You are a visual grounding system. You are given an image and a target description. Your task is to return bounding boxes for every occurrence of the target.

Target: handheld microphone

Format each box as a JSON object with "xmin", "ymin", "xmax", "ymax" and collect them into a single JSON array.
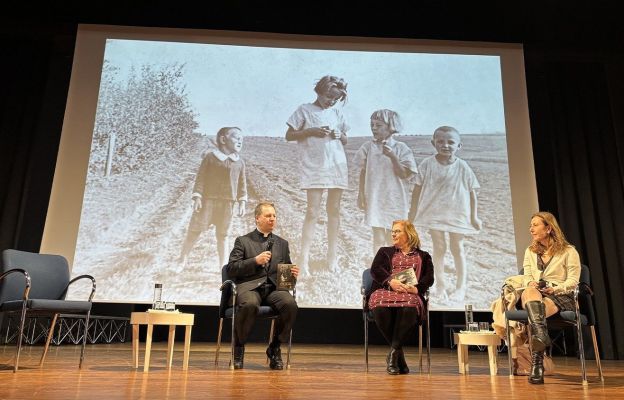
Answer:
[
  {"xmin": 265, "ymin": 238, "xmax": 274, "ymax": 252},
  {"xmin": 264, "ymin": 238, "xmax": 274, "ymax": 272}
]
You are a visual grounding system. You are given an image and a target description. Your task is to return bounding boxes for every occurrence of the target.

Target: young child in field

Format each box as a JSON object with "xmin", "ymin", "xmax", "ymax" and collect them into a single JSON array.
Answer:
[
  {"xmin": 178, "ymin": 127, "xmax": 247, "ymax": 269},
  {"xmin": 354, "ymin": 109, "xmax": 417, "ymax": 253},
  {"xmin": 408, "ymin": 126, "xmax": 482, "ymax": 300},
  {"xmin": 285, "ymin": 75, "xmax": 349, "ymax": 276}
]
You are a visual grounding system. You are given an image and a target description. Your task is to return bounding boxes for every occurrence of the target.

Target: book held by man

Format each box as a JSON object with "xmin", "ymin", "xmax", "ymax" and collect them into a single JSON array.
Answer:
[
  {"xmin": 391, "ymin": 268, "xmax": 418, "ymax": 286},
  {"xmin": 277, "ymin": 264, "xmax": 297, "ymax": 290}
]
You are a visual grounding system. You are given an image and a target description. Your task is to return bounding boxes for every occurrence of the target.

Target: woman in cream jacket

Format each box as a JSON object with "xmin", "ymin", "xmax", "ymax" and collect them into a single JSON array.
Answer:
[{"xmin": 521, "ymin": 211, "xmax": 580, "ymax": 384}]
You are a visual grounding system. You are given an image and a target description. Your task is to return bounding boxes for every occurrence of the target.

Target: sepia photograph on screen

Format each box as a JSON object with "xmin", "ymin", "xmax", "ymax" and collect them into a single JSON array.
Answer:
[{"xmin": 52, "ymin": 29, "xmax": 530, "ymax": 311}]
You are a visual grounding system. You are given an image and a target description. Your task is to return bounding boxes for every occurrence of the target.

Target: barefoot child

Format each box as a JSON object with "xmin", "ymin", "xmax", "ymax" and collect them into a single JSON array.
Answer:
[
  {"xmin": 285, "ymin": 75, "xmax": 349, "ymax": 276},
  {"xmin": 354, "ymin": 109, "xmax": 417, "ymax": 253},
  {"xmin": 408, "ymin": 126, "xmax": 481, "ymax": 300}
]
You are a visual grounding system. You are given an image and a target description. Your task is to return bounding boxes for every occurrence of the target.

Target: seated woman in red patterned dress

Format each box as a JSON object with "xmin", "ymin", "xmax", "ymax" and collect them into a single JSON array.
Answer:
[{"xmin": 368, "ymin": 219, "xmax": 434, "ymax": 375}]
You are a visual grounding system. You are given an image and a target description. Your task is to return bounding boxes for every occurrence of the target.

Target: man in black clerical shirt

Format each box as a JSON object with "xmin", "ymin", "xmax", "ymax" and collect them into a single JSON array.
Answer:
[{"xmin": 226, "ymin": 201, "xmax": 299, "ymax": 369}]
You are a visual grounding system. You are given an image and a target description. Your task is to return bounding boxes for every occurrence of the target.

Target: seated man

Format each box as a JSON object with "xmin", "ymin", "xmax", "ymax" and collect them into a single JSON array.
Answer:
[{"xmin": 226, "ymin": 201, "xmax": 299, "ymax": 370}]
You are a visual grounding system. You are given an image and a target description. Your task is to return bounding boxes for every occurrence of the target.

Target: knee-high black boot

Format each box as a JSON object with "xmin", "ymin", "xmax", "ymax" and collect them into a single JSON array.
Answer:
[
  {"xmin": 525, "ymin": 301, "xmax": 551, "ymax": 352},
  {"xmin": 528, "ymin": 350, "xmax": 545, "ymax": 384}
]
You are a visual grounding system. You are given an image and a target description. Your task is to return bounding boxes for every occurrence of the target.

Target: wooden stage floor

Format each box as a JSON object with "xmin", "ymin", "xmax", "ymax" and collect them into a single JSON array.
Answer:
[{"xmin": 0, "ymin": 342, "xmax": 621, "ymax": 399}]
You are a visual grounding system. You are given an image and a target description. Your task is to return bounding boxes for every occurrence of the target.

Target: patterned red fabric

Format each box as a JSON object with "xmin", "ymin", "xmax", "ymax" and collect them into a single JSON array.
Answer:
[{"xmin": 369, "ymin": 250, "xmax": 424, "ymax": 313}]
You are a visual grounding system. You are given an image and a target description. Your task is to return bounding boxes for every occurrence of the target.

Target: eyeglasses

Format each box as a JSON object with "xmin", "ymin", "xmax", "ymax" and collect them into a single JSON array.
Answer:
[{"xmin": 391, "ymin": 230, "xmax": 403, "ymax": 235}]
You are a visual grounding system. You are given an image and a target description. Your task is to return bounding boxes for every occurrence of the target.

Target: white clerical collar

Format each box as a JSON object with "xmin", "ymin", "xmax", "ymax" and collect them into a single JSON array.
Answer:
[
  {"xmin": 256, "ymin": 228, "xmax": 272, "ymax": 237},
  {"xmin": 212, "ymin": 149, "xmax": 240, "ymax": 162}
]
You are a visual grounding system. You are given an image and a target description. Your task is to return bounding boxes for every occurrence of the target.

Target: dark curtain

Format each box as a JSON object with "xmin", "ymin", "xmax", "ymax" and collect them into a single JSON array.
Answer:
[
  {"xmin": 526, "ymin": 47, "xmax": 624, "ymax": 360},
  {"xmin": 1, "ymin": 24, "xmax": 623, "ymax": 359},
  {"xmin": 0, "ymin": 33, "xmax": 72, "ymax": 253}
]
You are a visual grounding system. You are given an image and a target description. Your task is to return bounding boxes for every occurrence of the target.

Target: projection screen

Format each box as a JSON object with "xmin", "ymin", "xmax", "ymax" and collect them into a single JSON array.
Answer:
[{"xmin": 40, "ymin": 25, "xmax": 537, "ymax": 310}]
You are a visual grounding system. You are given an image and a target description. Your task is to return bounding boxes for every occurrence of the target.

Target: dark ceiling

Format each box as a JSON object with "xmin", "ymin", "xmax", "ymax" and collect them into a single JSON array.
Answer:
[{"xmin": 2, "ymin": 2, "xmax": 623, "ymax": 50}]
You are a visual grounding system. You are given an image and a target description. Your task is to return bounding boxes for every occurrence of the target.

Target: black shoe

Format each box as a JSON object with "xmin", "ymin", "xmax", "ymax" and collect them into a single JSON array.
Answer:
[
  {"xmin": 386, "ymin": 348, "xmax": 401, "ymax": 375},
  {"xmin": 397, "ymin": 349, "xmax": 409, "ymax": 374},
  {"xmin": 233, "ymin": 346, "xmax": 245, "ymax": 369},
  {"xmin": 266, "ymin": 346, "xmax": 284, "ymax": 370}
]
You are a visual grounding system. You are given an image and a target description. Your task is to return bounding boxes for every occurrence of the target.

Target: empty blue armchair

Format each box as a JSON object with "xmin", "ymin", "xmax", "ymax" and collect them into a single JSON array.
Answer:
[{"xmin": 0, "ymin": 249, "xmax": 96, "ymax": 372}]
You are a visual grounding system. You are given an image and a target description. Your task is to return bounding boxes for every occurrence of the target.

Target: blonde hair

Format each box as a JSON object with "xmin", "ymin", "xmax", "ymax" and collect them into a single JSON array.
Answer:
[
  {"xmin": 393, "ymin": 220, "xmax": 420, "ymax": 249},
  {"xmin": 370, "ymin": 109, "xmax": 402, "ymax": 134},
  {"xmin": 254, "ymin": 201, "xmax": 275, "ymax": 217},
  {"xmin": 528, "ymin": 211, "xmax": 572, "ymax": 256}
]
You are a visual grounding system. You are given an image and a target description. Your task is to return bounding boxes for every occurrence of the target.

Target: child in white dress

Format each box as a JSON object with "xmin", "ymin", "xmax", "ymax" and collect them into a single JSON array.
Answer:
[
  {"xmin": 408, "ymin": 126, "xmax": 482, "ymax": 300},
  {"xmin": 354, "ymin": 109, "xmax": 417, "ymax": 253},
  {"xmin": 285, "ymin": 75, "xmax": 349, "ymax": 276}
]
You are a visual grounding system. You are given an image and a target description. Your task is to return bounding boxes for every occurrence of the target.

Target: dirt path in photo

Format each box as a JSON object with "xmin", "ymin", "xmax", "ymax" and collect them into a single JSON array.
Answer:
[{"xmin": 72, "ymin": 134, "xmax": 517, "ymax": 311}]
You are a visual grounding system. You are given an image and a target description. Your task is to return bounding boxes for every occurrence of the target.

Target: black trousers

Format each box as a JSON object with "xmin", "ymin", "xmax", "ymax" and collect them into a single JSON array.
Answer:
[
  {"xmin": 372, "ymin": 307, "xmax": 419, "ymax": 349},
  {"xmin": 234, "ymin": 285, "xmax": 298, "ymax": 346}
]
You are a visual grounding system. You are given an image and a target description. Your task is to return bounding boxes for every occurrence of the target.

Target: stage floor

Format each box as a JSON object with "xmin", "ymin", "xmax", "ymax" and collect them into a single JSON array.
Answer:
[{"xmin": 0, "ymin": 343, "xmax": 621, "ymax": 399}]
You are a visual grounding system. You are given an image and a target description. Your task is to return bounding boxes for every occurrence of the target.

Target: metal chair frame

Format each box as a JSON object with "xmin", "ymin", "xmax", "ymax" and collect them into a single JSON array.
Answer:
[
  {"xmin": 0, "ymin": 250, "xmax": 96, "ymax": 372},
  {"xmin": 361, "ymin": 268, "xmax": 431, "ymax": 373},
  {"xmin": 503, "ymin": 265, "xmax": 604, "ymax": 385},
  {"xmin": 214, "ymin": 266, "xmax": 295, "ymax": 369}
]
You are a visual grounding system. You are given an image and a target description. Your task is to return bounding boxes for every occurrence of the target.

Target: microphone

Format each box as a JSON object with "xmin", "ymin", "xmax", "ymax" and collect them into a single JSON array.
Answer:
[
  {"xmin": 264, "ymin": 237, "xmax": 274, "ymax": 272},
  {"xmin": 265, "ymin": 238, "xmax": 274, "ymax": 253}
]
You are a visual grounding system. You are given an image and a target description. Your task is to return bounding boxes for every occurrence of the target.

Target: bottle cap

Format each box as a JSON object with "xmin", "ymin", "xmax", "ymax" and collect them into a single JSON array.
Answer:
[{"xmin": 155, "ymin": 283, "xmax": 162, "ymax": 288}]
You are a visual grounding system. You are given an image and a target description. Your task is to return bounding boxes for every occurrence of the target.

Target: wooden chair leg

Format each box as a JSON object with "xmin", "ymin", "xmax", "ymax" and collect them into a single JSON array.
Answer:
[
  {"xmin": 40, "ymin": 314, "xmax": 59, "ymax": 366},
  {"xmin": 215, "ymin": 318, "xmax": 223, "ymax": 366},
  {"xmin": 14, "ymin": 304, "xmax": 29, "ymax": 372},
  {"xmin": 590, "ymin": 326, "xmax": 604, "ymax": 382}
]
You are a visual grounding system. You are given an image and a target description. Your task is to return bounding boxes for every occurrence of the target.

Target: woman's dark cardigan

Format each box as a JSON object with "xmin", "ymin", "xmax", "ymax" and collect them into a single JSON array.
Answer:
[{"xmin": 369, "ymin": 246, "xmax": 435, "ymax": 302}]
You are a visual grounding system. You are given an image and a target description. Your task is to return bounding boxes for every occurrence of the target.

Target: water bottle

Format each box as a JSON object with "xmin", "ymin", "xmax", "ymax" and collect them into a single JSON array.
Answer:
[
  {"xmin": 153, "ymin": 283, "xmax": 163, "ymax": 309},
  {"xmin": 464, "ymin": 304, "xmax": 474, "ymax": 331}
]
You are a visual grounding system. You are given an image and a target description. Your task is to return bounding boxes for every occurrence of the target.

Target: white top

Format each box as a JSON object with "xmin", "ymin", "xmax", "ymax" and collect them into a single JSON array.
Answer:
[
  {"xmin": 522, "ymin": 246, "xmax": 580, "ymax": 294},
  {"xmin": 287, "ymin": 103, "xmax": 349, "ymax": 189},
  {"xmin": 413, "ymin": 155, "xmax": 480, "ymax": 234},
  {"xmin": 353, "ymin": 138, "xmax": 417, "ymax": 228}
]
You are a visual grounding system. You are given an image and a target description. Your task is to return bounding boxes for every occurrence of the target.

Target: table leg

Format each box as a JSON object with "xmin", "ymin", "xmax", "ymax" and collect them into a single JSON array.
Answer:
[
  {"xmin": 488, "ymin": 344, "xmax": 498, "ymax": 375},
  {"xmin": 167, "ymin": 325, "xmax": 176, "ymax": 369},
  {"xmin": 463, "ymin": 345, "xmax": 470, "ymax": 373},
  {"xmin": 457, "ymin": 343, "xmax": 465, "ymax": 374},
  {"xmin": 132, "ymin": 324, "xmax": 139, "ymax": 369},
  {"xmin": 457, "ymin": 344, "xmax": 470, "ymax": 374},
  {"xmin": 183, "ymin": 325, "xmax": 192, "ymax": 370},
  {"xmin": 144, "ymin": 324, "xmax": 153, "ymax": 373}
]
